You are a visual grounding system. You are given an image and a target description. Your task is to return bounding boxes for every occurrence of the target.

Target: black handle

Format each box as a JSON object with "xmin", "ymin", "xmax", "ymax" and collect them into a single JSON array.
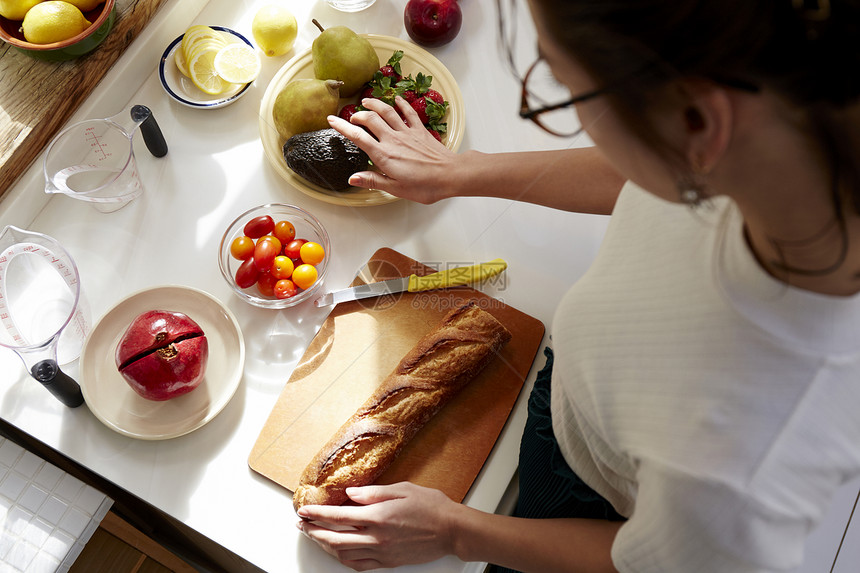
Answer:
[
  {"xmin": 131, "ymin": 104, "xmax": 168, "ymax": 158},
  {"xmin": 30, "ymin": 360, "xmax": 85, "ymax": 408}
]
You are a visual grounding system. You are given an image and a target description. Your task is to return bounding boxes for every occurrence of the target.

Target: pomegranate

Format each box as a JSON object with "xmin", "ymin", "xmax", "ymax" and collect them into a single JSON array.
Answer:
[{"xmin": 115, "ymin": 310, "xmax": 208, "ymax": 401}]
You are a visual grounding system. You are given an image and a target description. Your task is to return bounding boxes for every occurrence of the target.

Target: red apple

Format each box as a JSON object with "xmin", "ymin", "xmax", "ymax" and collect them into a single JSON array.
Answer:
[
  {"xmin": 404, "ymin": 0, "xmax": 462, "ymax": 48},
  {"xmin": 115, "ymin": 310, "xmax": 209, "ymax": 401}
]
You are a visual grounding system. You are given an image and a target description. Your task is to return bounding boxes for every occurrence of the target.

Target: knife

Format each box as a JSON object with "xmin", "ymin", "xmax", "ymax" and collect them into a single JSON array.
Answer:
[{"xmin": 313, "ymin": 259, "xmax": 507, "ymax": 307}]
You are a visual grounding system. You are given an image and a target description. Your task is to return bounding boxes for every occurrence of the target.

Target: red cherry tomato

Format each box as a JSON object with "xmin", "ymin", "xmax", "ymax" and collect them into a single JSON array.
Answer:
[
  {"xmin": 235, "ymin": 257, "xmax": 259, "ymax": 289},
  {"xmin": 284, "ymin": 238, "xmax": 307, "ymax": 260},
  {"xmin": 230, "ymin": 236, "xmax": 255, "ymax": 260},
  {"xmin": 292, "ymin": 264, "xmax": 318, "ymax": 290},
  {"xmin": 271, "ymin": 256, "xmax": 295, "ymax": 280},
  {"xmin": 274, "ymin": 279, "xmax": 298, "ymax": 299},
  {"xmin": 273, "ymin": 220, "xmax": 296, "ymax": 244},
  {"xmin": 300, "ymin": 241, "xmax": 325, "ymax": 265},
  {"xmin": 244, "ymin": 215, "xmax": 275, "ymax": 239},
  {"xmin": 256, "ymin": 272, "xmax": 278, "ymax": 297},
  {"xmin": 254, "ymin": 236, "xmax": 282, "ymax": 271}
]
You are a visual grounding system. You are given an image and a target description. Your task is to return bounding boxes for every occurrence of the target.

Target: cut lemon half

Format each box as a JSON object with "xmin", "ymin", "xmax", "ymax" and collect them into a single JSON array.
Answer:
[
  {"xmin": 213, "ymin": 44, "xmax": 261, "ymax": 85},
  {"xmin": 189, "ymin": 48, "xmax": 228, "ymax": 95}
]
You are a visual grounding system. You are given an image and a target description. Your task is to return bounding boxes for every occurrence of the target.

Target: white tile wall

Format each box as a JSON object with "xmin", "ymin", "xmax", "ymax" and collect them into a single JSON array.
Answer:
[{"xmin": 0, "ymin": 438, "xmax": 112, "ymax": 573}]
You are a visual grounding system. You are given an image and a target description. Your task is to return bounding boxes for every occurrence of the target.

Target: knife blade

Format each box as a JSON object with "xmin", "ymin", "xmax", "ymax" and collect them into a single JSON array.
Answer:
[{"xmin": 313, "ymin": 259, "xmax": 507, "ymax": 307}]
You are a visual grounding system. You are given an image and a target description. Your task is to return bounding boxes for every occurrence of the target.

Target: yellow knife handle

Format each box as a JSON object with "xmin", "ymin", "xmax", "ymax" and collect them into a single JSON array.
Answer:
[{"xmin": 407, "ymin": 259, "xmax": 508, "ymax": 292}]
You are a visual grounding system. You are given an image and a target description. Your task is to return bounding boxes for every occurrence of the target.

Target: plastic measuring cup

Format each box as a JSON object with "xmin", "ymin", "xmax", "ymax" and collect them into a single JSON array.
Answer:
[
  {"xmin": 43, "ymin": 104, "xmax": 168, "ymax": 213},
  {"xmin": 0, "ymin": 225, "xmax": 89, "ymax": 407}
]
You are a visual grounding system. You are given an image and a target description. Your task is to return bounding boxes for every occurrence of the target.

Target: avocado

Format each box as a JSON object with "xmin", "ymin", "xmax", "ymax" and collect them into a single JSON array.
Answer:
[{"xmin": 283, "ymin": 128, "xmax": 370, "ymax": 191}]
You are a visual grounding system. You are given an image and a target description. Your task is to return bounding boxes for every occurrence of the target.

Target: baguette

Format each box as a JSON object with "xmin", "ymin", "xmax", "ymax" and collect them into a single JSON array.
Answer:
[{"xmin": 293, "ymin": 301, "xmax": 512, "ymax": 510}]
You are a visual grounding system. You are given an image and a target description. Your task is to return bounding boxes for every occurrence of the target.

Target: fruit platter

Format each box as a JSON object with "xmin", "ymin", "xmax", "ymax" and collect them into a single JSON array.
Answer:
[{"xmin": 259, "ymin": 34, "xmax": 465, "ymax": 207}]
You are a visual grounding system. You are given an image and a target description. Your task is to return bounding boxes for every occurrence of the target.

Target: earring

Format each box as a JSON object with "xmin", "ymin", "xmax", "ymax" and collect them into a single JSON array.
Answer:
[
  {"xmin": 679, "ymin": 186, "xmax": 703, "ymax": 207},
  {"xmin": 678, "ymin": 180, "xmax": 707, "ymax": 209},
  {"xmin": 679, "ymin": 158, "xmax": 709, "ymax": 207}
]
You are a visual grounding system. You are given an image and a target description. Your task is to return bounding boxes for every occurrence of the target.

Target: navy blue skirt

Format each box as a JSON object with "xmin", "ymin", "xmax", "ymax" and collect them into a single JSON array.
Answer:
[{"xmin": 489, "ymin": 347, "xmax": 624, "ymax": 573}]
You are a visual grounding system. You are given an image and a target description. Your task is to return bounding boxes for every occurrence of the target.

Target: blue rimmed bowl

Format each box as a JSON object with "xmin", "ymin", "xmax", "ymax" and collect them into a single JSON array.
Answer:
[{"xmin": 159, "ymin": 26, "xmax": 254, "ymax": 109}]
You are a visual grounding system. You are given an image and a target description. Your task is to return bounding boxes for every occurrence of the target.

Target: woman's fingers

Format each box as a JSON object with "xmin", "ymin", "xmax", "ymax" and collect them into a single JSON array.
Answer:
[
  {"xmin": 297, "ymin": 522, "xmax": 383, "ymax": 571},
  {"xmin": 346, "ymin": 483, "xmax": 412, "ymax": 505},
  {"xmin": 359, "ymin": 96, "xmax": 414, "ymax": 129},
  {"xmin": 348, "ymin": 170, "xmax": 390, "ymax": 190},
  {"xmin": 297, "ymin": 503, "xmax": 376, "ymax": 528},
  {"xmin": 327, "ymin": 115, "xmax": 379, "ymax": 151}
]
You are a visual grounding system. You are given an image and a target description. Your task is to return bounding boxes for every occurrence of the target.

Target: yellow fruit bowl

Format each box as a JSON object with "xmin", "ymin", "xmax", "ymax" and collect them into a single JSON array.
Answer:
[{"xmin": 0, "ymin": 0, "xmax": 115, "ymax": 61}]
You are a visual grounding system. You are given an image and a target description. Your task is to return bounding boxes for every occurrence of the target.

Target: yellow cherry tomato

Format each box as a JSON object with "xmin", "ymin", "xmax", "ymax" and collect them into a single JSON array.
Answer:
[
  {"xmin": 299, "ymin": 241, "xmax": 325, "ymax": 265},
  {"xmin": 292, "ymin": 263, "xmax": 318, "ymax": 290},
  {"xmin": 230, "ymin": 235, "xmax": 254, "ymax": 260},
  {"xmin": 271, "ymin": 255, "xmax": 295, "ymax": 280}
]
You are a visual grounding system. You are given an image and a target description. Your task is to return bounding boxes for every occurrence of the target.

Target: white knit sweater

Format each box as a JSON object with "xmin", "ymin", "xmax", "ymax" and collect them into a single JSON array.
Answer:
[{"xmin": 551, "ymin": 181, "xmax": 860, "ymax": 572}]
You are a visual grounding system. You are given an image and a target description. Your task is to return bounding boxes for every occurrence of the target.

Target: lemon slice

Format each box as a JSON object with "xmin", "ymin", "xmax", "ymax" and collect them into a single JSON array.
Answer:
[
  {"xmin": 188, "ymin": 48, "xmax": 228, "ymax": 95},
  {"xmin": 186, "ymin": 33, "xmax": 226, "ymax": 52},
  {"xmin": 174, "ymin": 45, "xmax": 190, "ymax": 78},
  {"xmin": 181, "ymin": 25, "xmax": 222, "ymax": 56},
  {"xmin": 187, "ymin": 39, "xmax": 225, "ymax": 63},
  {"xmin": 213, "ymin": 44, "xmax": 261, "ymax": 84}
]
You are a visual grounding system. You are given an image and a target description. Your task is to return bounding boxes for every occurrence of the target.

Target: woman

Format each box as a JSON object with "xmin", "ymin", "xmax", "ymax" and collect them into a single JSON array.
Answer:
[{"xmin": 296, "ymin": 0, "xmax": 860, "ymax": 571}]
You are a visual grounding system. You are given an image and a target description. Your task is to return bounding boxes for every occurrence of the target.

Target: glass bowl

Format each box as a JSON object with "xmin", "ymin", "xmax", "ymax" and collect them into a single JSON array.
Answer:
[
  {"xmin": 219, "ymin": 204, "xmax": 330, "ymax": 309},
  {"xmin": 0, "ymin": 0, "xmax": 116, "ymax": 62}
]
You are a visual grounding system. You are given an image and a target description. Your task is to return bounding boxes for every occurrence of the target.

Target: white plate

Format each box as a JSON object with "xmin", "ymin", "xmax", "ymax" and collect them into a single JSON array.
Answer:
[
  {"xmin": 159, "ymin": 26, "xmax": 253, "ymax": 109},
  {"xmin": 259, "ymin": 34, "xmax": 465, "ymax": 207},
  {"xmin": 79, "ymin": 285, "xmax": 245, "ymax": 440}
]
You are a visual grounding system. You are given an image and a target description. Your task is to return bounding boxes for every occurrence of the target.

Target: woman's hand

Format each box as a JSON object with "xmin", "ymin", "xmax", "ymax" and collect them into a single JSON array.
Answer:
[
  {"xmin": 327, "ymin": 96, "xmax": 460, "ymax": 204},
  {"xmin": 296, "ymin": 482, "xmax": 461, "ymax": 571}
]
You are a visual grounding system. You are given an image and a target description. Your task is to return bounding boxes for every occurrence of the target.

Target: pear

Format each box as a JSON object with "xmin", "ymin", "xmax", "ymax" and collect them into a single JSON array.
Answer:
[
  {"xmin": 272, "ymin": 78, "xmax": 343, "ymax": 140},
  {"xmin": 311, "ymin": 20, "xmax": 379, "ymax": 98}
]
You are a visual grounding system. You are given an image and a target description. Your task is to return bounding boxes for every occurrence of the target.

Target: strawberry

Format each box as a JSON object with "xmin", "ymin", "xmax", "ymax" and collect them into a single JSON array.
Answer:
[
  {"xmin": 338, "ymin": 104, "xmax": 362, "ymax": 123},
  {"xmin": 410, "ymin": 97, "xmax": 430, "ymax": 124},
  {"xmin": 357, "ymin": 50, "xmax": 449, "ymax": 135},
  {"xmin": 398, "ymin": 72, "xmax": 434, "ymax": 103},
  {"xmin": 428, "ymin": 129, "xmax": 442, "ymax": 142},
  {"xmin": 378, "ymin": 65, "xmax": 401, "ymax": 83},
  {"xmin": 411, "ymin": 95, "xmax": 448, "ymax": 127},
  {"xmin": 381, "ymin": 50, "xmax": 404, "ymax": 78},
  {"xmin": 369, "ymin": 72, "xmax": 403, "ymax": 105},
  {"xmin": 424, "ymin": 88, "xmax": 444, "ymax": 105}
]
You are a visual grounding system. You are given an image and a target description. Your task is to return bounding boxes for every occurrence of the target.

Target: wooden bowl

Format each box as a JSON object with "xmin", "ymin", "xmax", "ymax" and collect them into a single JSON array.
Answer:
[{"xmin": 0, "ymin": 0, "xmax": 116, "ymax": 61}]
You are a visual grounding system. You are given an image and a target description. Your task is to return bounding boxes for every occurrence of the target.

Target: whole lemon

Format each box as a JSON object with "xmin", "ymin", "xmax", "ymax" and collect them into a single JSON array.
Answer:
[
  {"xmin": 0, "ymin": 0, "xmax": 43, "ymax": 21},
  {"xmin": 63, "ymin": 0, "xmax": 104, "ymax": 12},
  {"xmin": 252, "ymin": 4, "xmax": 297, "ymax": 57},
  {"xmin": 22, "ymin": 0, "xmax": 90, "ymax": 44}
]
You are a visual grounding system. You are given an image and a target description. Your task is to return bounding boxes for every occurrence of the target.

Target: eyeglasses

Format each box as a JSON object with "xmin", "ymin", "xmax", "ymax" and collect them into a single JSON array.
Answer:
[
  {"xmin": 519, "ymin": 58, "xmax": 609, "ymax": 138},
  {"xmin": 496, "ymin": 0, "xmax": 760, "ymax": 138}
]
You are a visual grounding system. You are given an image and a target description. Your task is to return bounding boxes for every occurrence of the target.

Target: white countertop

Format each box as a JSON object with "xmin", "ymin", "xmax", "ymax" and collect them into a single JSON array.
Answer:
[{"xmin": 0, "ymin": 0, "xmax": 608, "ymax": 571}]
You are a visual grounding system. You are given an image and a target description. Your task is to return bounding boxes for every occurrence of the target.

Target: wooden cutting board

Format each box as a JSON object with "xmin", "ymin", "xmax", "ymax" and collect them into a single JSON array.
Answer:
[
  {"xmin": 0, "ymin": 0, "xmax": 169, "ymax": 199},
  {"xmin": 249, "ymin": 248, "xmax": 545, "ymax": 503}
]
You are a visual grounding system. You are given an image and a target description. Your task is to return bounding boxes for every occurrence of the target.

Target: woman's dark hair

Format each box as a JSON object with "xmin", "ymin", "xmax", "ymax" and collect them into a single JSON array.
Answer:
[{"xmin": 529, "ymin": 0, "xmax": 860, "ymax": 272}]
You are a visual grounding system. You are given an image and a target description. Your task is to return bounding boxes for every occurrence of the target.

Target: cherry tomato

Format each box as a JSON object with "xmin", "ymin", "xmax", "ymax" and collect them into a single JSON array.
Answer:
[
  {"xmin": 292, "ymin": 264, "xmax": 318, "ymax": 290},
  {"xmin": 256, "ymin": 272, "xmax": 278, "ymax": 297},
  {"xmin": 284, "ymin": 238, "xmax": 307, "ymax": 260},
  {"xmin": 274, "ymin": 279, "xmax": 298, "ymax": 299},
  {"xmin": 299, "ymin": 241, "xmax": 325, "ymax": 265},
  {"xmin": 271, "ymin": 256, "xmax": 295, "ymax": 280},
  {"xmin": 273, "ymin": 220, "xmax": 296, "ymax": 244},
  {"xmin": 244, "ymin": 215, "xmax": 275, "ymax": 239},
  {"xmin": 235, "ymin": 257, "xmax": 259, "ymax": 289},
  {"xmin": 230, "ymin": 236, "xmax": 255, "ymax": 260},
  {"xmin": 254, "ymin": 236, "xmax": 282, "ymax": 271}
]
